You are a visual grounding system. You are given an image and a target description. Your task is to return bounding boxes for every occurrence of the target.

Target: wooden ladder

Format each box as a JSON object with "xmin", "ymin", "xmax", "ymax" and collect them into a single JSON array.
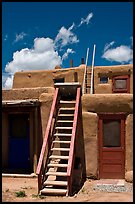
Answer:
[{"xmin": 40, "ymin": 100, "xmax": 76, "ymax": 196}]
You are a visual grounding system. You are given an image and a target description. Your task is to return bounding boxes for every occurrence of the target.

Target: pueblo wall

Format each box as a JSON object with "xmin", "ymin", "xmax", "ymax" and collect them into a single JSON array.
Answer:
[
  {"xmin": 94, "ymin": 64, "xmax": 133, "ymax": 94},
  {"xmin": 82, "ymin": 94, "xmax": 133, "ymax": 179},
  {"xmin": 2, "ymin": 87, "xmax": 54, "ymax": 100},
  {"xmin": 12, "ymin": 65, "xmax": 85, "ymax": 88}
]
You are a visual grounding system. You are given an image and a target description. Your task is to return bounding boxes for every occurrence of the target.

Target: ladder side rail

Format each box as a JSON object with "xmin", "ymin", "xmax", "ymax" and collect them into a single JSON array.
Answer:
[
  {"xmin": 82, "ymin": 48, "xmax": 89, "ymax": 94},
  {"xmin": 90, "ymin": 44, "xmax": 96, "ymax": 94},
  {"xmin": 36, "ymin": 88, "xmax": 59, "ymax": 193},
  {"xmin": 67, "ymin": 87, "xmax": 81, "ymax": 195}
]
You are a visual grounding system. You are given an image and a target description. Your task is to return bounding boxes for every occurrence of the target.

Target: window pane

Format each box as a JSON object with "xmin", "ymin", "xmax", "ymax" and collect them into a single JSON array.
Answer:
[
  {"xmin": 115, "ymin": 79, "xmax": 127, "ymax": 89},
  {"xmin": 103, "ymin": 120, "xmax": 120, "ymax": 147},
  {"xmin": 100, "ymin": 77, "xmax": 108, "ymax": 84}
]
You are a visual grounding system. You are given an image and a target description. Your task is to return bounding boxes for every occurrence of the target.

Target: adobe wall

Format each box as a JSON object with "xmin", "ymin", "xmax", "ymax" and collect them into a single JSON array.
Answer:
[
  {"xmin": 125, "ymin": 114, "xmax": 133, "ymax": 172},
  {"xmin": 12, "ymin": 65, "xmax": 85, "ymax": 88},
  {"xmin": 39, "ymin": 93, "xmax": 54, "ymax": 139},
  {"xmin": 2, "ymin": 87, "xmax": 54, "ymax": 100},
  {"xmin": 94, "ymin": 64, "xmax": 133, "ymax": 94}
]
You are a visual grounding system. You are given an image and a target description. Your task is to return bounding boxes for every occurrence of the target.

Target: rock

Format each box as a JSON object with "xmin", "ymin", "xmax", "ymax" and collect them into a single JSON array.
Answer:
[{"xmin": 125, "ymin": 171, "xmax": 133, "ymax": 183}]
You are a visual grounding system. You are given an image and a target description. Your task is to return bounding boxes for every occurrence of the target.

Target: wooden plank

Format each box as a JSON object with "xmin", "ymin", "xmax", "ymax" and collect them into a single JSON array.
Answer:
[
  {"xmin": 55, "ymin": 127, "xmax": 72, "ymax": 130},
  {"xmin": 54, "ymin": 133, "xmax": 72, "ymax": 137},
  {"xmin": 41, "ymin": 188, "xmax": 67, "ymax": 195},
  {"xmin": 47, "ymin": 163, "xmax": 68, "ymax": 168},
  {"xmin": 44, "ymin": 180, "xmax": 67, "ymax": 186},
  {"xmin": 53, "ymin": 140, "xmax": 71, "ymax": 144},
  {"xmin": 46, "ymin": 171, "xmax": 67, "ymax": 176},
  {"xmin": 49, "ymin": 155, "xmax": 69, "ymax": 159},
  {"xmin": 51, "ymin": 147, "xmax": 70, "ymax": 151}
]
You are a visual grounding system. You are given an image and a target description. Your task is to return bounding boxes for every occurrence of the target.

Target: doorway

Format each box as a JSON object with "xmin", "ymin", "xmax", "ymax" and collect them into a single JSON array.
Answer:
[
  {"xmin": 98, "ymin": 114, "xmax": 125, "ymax": 179},
  {"xmin": 8, "ymin": 113, "xmax": 30, "ymax": 173}
]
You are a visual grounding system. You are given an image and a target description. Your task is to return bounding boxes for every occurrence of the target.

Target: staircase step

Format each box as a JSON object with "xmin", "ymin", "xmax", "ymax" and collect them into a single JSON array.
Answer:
[
  {"xmin": 51, "ymin": 147, "xmax": 70, "ymax": 151},
  {"xmin": 60, "ymin": 100, "xmax": 76, "ymax": 104},
  {"xmin": 57, "ymin": 120, "xmax": 73, "ymax": 123},
  {"xmin": 44, "ymin": 180, "xmax": 68, "ymax": 186},
  {"xmin": 46, "ymin": 171, "xmax": 67, "ymax": 176},
  {"xmin": 48, "ymin": 163, "xmax": 68, "ymax": 168},
  {"xmin": 49, "ymin": 155, "xmax": 69, "ymax": 159},
  {"xmin": 54, "ymin": 133, "xmax": 72, "ymax": 137},
  {"xmin": 55, "ymin": 127, "xmax": 72, "ymax": 130},
  {"xmin": 59, "ymin": 108, "xmax": 75, "ymax": 111},
  {"xmin": 41, "ymin": 188, "xmax": 67, "ymax": 195},
  {"xmin": 53, "ymin": 140, "xmax": 71, "ymax": 144},
  {"xmin": 58, "ymin": 114, "xmax": 74, "ymax": 117}
]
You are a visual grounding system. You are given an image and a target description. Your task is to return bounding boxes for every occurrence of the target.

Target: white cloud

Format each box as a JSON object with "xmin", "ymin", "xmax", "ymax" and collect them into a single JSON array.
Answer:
[
  {"xmin": 104, "ymin": 41, "xmax": 115, "ymax": 52},
  {"xmin": 78, "ymin": 12, "xmax": 93, "ymax": 27},
  {"xmin": 62, "ymin": 48, "xmax": 75, "ymax": 60},
  {"xmin": 14, "ymin": 32, "xmax": 27, "ymax": 43},
  {"xmin": 102, "ymin": 45, "xmax": 133, "ymax": 64},
  {"xmin": 55, "ymin": 25, "xmax": 79, "ymax": 48},
  {"xmin": 4, "ymin": 34, "xmax": 8, "ymax": 41},
  {"xmin": 3, "ymin": 37, "xmax": 62, "ymax": 89}
]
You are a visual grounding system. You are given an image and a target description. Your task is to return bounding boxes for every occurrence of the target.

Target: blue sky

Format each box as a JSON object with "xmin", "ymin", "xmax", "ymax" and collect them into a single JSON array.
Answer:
[{"xmin": 2, "ymin": 2, "xmax": 133, "ymax": 89}]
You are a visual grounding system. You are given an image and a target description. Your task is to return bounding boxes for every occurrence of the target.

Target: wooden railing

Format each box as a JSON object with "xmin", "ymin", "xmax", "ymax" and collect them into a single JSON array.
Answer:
[
  {"xmin": 36, "ymin": 88, "xmax": 59, "ymax": 193},
  {"xmin": 67, "ymin": 87, "xmax": 81, "ymax": 196}
]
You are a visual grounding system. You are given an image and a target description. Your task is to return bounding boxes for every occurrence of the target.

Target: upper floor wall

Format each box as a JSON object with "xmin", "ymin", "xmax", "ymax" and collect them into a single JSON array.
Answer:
[
  {"xmin": 12, "ymin": 64, "xmax": 133, "ymax": 94},
  {"xmin": 94, "ymin": 64, "xmax": 133, "ymax": 94}
]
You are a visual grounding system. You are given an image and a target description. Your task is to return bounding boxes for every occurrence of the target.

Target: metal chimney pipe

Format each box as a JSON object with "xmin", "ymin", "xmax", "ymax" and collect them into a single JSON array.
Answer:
[
  {"xmin": 70, "ymin": 59, "xmax": 73, "ymax": 67},
  {"xmin": 81, "ymin": 58, "xmax": 85, "ymax": 64}
]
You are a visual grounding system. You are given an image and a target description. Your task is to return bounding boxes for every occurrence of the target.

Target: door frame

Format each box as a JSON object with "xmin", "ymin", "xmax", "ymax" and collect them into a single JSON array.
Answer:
[{"xmin": 97, "ymin": 113, "xmax": 126, "ymax": 179}]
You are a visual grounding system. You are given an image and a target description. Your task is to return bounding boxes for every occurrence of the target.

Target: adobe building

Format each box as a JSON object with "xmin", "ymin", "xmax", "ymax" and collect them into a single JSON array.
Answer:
[{"xmin": 2, "ymin": 63, "xmax": 133, "ymax": 195}]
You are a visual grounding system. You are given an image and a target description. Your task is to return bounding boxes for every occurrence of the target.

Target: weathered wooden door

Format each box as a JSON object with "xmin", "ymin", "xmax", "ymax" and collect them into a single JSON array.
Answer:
[
  {"xmin": 98, "ymin": 114, "xmax": 125, "ymax": 179},
  {"xmin": 8, "ymin": 113, "xmax": 30, "ymax": 170}
]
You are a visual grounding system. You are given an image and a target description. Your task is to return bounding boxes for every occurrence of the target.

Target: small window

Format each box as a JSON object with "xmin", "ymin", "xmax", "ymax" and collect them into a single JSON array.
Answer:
[
  {"xmin": 100, "ymin": 76, "xmax": 108, "ymax": 84},
  {"xmin": 112, "ymin": 75, "xmax": 130, "ymax": 93}
]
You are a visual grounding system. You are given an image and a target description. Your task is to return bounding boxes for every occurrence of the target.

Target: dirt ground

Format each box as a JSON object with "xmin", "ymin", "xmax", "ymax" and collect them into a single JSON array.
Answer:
[{"xmin": 2, "ymin": 176, "xmax": 133, "ymax": 202}]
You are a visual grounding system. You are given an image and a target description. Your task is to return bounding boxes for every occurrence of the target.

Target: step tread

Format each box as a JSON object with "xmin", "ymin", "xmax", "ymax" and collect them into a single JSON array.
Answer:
[
  {"xmin": 54, "ymin": 133, "xmax": 72, "ymax": 136},
  {"xmin": 57, "ymin": 120, "xmax": 73, "ymax": 123},
  {"xmin": 44, "ymin": 180, "xmax": 68, "ymax": 186},
  {"xmin": 47, "ymin": 163, "xmax": 68, "ymax": 167},
  {"xmin": 55, "ymin": 127, "xmax": 72, "ymax": 129},
  {"xmin": 46, "ymin": 171, "xmax": 67, "ymax": 176},
  {"xmin": 49, "ymin": 155, "xmax": 69, "ymax": 159},
  {"xmin": 58, "ymin": 114, "xmax": 74, "ymax": 116},
  {"xmin": 51, "ymin": 147, "xmax": 70, "ymax": 151},
  {"xmin": 53, "ymin": 140, "xmax": 71, "ymax": 144},
  {"xmin": 60, "ymin": 100, "xmax": 76, "ymax": 104},
  {"xmin": 41, "ymin": 188, "xmax": 67, "ymax": 195},
  {"xmin": 59, "ymin": 107, "xmax": 75, "ymax": 110}
]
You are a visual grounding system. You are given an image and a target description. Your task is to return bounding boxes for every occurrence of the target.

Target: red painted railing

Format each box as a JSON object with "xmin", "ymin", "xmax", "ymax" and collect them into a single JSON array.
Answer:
[
  {"xmin": 36, "ymin": 88, "xmax": 59, "ymax": 193},
  {"xmin": 67, "ymin": 87, "xmax": 81, "ymax": 195}
]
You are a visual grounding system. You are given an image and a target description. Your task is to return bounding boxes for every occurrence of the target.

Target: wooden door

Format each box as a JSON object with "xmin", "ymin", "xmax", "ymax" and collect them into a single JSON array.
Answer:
[
  {"xmin": 98, "ymin": 114, "xmax": 125, "ymax": 179},
  {"xmin": 8, "ymin": 113, "xmax": 30, "ymax": 170}
]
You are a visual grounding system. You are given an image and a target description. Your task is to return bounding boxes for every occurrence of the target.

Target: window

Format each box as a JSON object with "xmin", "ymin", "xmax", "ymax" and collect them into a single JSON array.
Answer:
[
  {"xmin": 112, "ymin": 75, "xmax": 130, "ymax": 93},
  {"xmin": 103, "ymin": 120, "xmax": 121, "ymax": 147},
  {"xmin": 100, "ymin": 76, "xmax": 108, "ymax": 84}
]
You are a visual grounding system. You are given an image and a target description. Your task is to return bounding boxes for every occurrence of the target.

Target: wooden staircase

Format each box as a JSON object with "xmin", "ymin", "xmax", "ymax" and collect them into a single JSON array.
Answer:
[{"xmin": 36, "ymin": 83, "xmax": 82, "ymax": 196}]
